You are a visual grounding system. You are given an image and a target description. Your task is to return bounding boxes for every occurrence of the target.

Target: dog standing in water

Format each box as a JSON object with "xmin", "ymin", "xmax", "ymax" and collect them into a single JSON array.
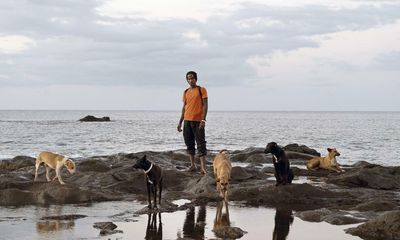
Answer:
[
  {"xmin": 34, "ymin": 151, "xmax": 76, "ymax": 185},
  {"xmin": 133, "ymin": 155, "xmax": 163, "ymax": 209},
  {"xmin": 264, "ymin": 142, "xmax": 294, "ymax": 186},
  {"xmin": 307, "ymin": 148, "xmax": 344, "ymax": 173},
  {"xmin": 213, "ymin": 149, "xmax": 232, "ymax": 201}
]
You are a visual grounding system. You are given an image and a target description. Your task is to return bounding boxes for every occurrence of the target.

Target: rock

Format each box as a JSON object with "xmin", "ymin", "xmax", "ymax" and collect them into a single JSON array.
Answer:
[
  {"xmin": 79, "ymin": 115, "xmax": 110, "ymax": 122},
  {"xmin": 346, "ymin": 210, "xmax": 400, "ymax": 240},
  {"xmin": 93, "ymin": 221, "xmax": 123, "ymax": 236},
  {"xmin": 353, "ymin": 200, "xmax": 398, "ymax": 212},
  {"xmin": 327, "ymin": 165, "xmax": 400, "ymax": 190},
  {"xmin": 231, "ymin": 167, "xmax": 253, "ymax": 181},
  {"xmin": 77, "ymin": 159, "xmax": 111, "ymax": 172},
  {"xmin": 41, "ymin": 214, "xmax": 87, "ymax": 220},
  {"xmin": 296, "ymin": 208, "xmax": 364, "ymax": 225},
  {"xmin": 0, "ymin": 156, "xmax": 35, "ymax": 171},
  {"xmin": 93, "ymin": 221, "xmax": 117, "ymax": 230},
  {"xmin": 213, "ymin": 226, "xmax": 247, "ymax": 239},
  {"xmin": 283, "ymin": 143, "xmax": 320, "ymax": 156}
]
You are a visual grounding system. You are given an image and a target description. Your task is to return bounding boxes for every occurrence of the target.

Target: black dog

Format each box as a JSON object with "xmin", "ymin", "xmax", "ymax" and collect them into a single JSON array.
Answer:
[
  {"xmin": 264, "ymin": 142, "xmax": 294, "ymax": 186},
  {"xmin": 133, "ymin": 155, "xmax": 163, "ymax": 209}
]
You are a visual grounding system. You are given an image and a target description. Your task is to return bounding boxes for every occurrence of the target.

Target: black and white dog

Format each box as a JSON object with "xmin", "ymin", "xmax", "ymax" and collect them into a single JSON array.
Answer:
[
  {"xmin": 133, "ymin": 155, "xmax": 163, "ymax": 209},
  {"xmin": 264, "ymin": 142, "xmax": 294, "ymax": 186}
]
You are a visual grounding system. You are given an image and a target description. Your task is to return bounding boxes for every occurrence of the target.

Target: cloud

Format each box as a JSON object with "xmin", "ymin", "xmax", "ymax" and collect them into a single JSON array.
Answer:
[
  {"xmin": 247, "ymin": 20, "xmax": 400, "ymax": 87},
  {"xmin": 0, "ymin": 35, "xmax": 35, "ymax": 54},
  {"xmin": 0, "ymin": 0, "xmax": 399, "ymax": 110}
]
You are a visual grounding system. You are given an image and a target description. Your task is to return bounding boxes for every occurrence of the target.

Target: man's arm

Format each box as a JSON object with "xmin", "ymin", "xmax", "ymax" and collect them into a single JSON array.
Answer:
[
  {"xmin": 200, "ymin": 98, "xmax": 208, "ymax": 129},
  {"xmin": 177, "ymin": 103, "xmax": 185, "ymax": 132}
]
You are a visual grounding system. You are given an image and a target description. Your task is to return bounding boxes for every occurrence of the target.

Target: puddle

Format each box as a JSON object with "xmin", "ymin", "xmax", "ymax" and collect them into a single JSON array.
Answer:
[
  {"xmin": 231, "ymin": 162, "xmax": 308, "ymax": 170},
  {"xmin": 0, "ymin": 201, "xmax": 362, "ymax": 240}
]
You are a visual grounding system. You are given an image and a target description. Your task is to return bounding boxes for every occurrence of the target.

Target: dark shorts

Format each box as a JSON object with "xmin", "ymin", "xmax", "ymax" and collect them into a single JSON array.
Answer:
[{"xmin": 183, "ymin": 120, "xmax": 207, "ymax": 157}]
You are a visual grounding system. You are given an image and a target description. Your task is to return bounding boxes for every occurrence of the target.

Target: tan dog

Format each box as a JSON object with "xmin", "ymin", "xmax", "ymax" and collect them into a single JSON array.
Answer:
[
  {"xmin": 213, "ymin": 149, "xmax": 232, "ymax": 201},
  {"xmin": 34, "ymin": 151, "xmax": 76, "ymax": 184},
  {"xmin": 306, "ymin": 148, "xmax": 344, "ymax": 173}
]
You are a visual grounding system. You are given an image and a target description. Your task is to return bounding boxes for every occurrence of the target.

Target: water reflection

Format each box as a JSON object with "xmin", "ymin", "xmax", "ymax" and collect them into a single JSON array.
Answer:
[
  {"xmin": 272, "ymin": 208, "xmax": 294, "ymax": 240},
  {"xmin": 213, "ymin": 200, "xmax": 230, "ymax": 237},
  {"xmin": 35, "ymin": 206, "xmax": 75, "ymax": 234},
  {"xmin": 36, "ymin": 221, "xmax": 74, "ymax": 233},
  {"xmin": 182, "ymin": 205, "xmax": 206, "ymax": 240},
  {"xmin": 145, "ymin": 212, "xmax": 162, "ymax": 240}
]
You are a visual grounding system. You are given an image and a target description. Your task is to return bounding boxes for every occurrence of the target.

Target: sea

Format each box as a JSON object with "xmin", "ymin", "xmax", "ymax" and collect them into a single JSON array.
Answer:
[{"xmin": 1, "ymin": 110, "xmax": 399, "ymax": 166}]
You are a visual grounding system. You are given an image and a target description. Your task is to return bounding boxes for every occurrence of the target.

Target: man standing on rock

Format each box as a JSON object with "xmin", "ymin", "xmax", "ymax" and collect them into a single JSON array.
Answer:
[{"xmin": 177, "ymin": 71, "xmax": 208, "ymax": 175}]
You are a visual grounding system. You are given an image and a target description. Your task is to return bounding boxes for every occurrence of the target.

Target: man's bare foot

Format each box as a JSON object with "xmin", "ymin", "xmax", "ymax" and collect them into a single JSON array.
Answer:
[
  {"xmin": 188, "ymin": 165, "xmax": 197, "ymax": 172},
  {"xmin": 201, "ymin": 169, "xmax": 207, "ymax": 175}
]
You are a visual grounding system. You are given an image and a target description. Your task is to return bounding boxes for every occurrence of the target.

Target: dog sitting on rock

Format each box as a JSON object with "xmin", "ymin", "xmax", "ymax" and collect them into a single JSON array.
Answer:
[
  {"xmin": 306, "ymin": 148, "xmax": 344, "ymax": 173},
  {"xmin": 133, "ymin": 155, "xmax": 163, "ymax": 209},
  {"xmin": 264, "ymin": 142, "xmax": 294, "ymax": 186}
]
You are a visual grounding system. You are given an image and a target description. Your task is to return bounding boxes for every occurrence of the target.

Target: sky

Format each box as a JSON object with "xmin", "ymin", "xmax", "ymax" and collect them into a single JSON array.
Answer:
[{"xmin": 0, "ymin": 0, "xmax": 399, "ymax": 111}]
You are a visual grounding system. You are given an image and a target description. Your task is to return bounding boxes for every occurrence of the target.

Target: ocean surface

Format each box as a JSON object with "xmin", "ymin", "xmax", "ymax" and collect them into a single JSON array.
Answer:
[{"xmin": 1, "ymin": 110, "xmax": 399, "ymax": 166}]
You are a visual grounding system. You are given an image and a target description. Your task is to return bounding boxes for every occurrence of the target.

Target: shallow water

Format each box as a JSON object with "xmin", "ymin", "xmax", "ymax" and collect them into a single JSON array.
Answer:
[{"xmin": 0, "ymin": 201, "xmax": 362, "ymax": 240}]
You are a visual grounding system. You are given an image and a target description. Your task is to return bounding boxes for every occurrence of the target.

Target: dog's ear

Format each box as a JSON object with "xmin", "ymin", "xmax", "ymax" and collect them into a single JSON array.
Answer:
[{"xmin": 327, "ymin": 148, "xmax": 332, "ymax": 152}]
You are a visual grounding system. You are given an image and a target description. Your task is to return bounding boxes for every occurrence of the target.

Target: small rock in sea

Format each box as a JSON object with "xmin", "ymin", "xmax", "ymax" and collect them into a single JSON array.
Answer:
[{"xmin": 79, "ymin": 115, "xmax": 111, "ymax": 122}]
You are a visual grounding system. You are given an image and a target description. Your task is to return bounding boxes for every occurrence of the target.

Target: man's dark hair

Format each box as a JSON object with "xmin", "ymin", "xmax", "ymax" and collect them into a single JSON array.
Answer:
[{"xmin": 186, "ymin": 71, "xmax": 197, "ymax": 80}]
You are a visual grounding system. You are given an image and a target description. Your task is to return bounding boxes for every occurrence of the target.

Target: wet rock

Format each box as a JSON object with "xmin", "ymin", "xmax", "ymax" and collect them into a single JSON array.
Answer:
[
  {"xmin": 296, "ymin": 208, "xmax": 364, "ymax": 225},
  {"xmin": 231, "ymin": 167, "xmax": 253, "ymax": 181},
  {"xmin": 346, "ymin": 210, "xmax": 400, "ymax": 240},
  {"xmin": 79, "ymin": 115, "xmax": 110, "ymax": 122},
  {"xmin": 93, "ymin": 221, "xmax": 123, "ymax": 236},
  {"xmin": 283, "ymin": 143, "xmax": 320, "ymax": 156},
  {"xmin": 77, "ymin": 159, "xmax": 111, "ymax": 172},
  {"xmin": 353, "ymin": 200, "xmax": 398, "ymax": 212},
  {"xmin": 41, "ymin": 214, "xmax": 87, "ymax": 220},
  {"xmin": 213, "ymin": 226, "xmax": 247, "ymax": 239},
  {"xmin": 327, "ymin": 165, "xmax": 400, "ymax": 190},
  {"xmin": 0, "ymin": 156, "xmax": 35, "ymax": 171}
]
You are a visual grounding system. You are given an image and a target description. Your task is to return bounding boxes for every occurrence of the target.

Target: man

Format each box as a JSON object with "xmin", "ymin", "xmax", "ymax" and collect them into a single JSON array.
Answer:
[{"xmin": 177, "ymin": 71, "xmax": 208, "ymax": 175}]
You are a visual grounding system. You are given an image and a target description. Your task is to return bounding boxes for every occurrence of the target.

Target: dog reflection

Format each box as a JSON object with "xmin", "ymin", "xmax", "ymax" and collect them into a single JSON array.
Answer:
[
  {"xmin": 36, "ymin": 220, "xmax": 75, "ymax": 233},
  {"xmin": 213, "ymin": 200, "xmax": 230, "ymax": 236},
  {"xmin": 182, "ymin": 205, "xmax": 206, "ymax": 239},
  {"xmin": 272, "ymin": 208, "xmax": 294, "ymax": 240},
  {"xmin": 145, "ymin": 212, "xmax": 162, "ymax": 240}
]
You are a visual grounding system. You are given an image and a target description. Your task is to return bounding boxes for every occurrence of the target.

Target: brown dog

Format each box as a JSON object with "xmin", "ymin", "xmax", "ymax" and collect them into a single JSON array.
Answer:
[
  {"xmin": 34, "ymin": 151, "xmax": 76, "ymax": 185},
  {"xmin": 213, "ymin": 149, "xmax": 232, "ymax": 201},
  {"xmin": 306, "ymin": 148, "xmax": 344, "ymax": 173}
]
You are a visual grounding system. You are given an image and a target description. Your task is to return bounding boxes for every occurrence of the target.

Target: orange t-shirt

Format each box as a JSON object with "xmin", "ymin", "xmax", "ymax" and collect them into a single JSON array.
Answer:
[{"xmin": 182, "ymin": 87, "xmax": 208, "ymax": 121}]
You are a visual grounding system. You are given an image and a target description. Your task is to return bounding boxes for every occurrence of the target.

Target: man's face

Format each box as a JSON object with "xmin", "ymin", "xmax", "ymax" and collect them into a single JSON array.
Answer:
[{"xmin": 186, "ymin": 74, "xmax": 197, "ymax": 87}]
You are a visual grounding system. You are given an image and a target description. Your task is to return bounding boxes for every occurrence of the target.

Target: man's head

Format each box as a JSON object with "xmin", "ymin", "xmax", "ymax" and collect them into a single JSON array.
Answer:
[{"xmin": 186, "ymin": 71, "xmax": 197, "ymax": 87}]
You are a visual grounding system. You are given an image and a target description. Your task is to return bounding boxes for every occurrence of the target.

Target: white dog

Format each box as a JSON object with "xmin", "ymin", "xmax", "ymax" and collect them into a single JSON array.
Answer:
[{"xmin": 34, "ymin": 151, "xmax": 76, "ymax": 185}]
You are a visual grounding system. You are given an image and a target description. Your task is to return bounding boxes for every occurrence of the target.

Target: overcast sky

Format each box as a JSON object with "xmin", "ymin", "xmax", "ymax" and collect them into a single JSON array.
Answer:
[{"xmin": 0, "ymin": 0, "xmax": 399, "ymax": 111}]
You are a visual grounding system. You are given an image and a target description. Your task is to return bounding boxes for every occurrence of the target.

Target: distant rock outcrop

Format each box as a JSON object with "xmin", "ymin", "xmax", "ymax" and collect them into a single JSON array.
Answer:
[{"xmin": 79, "ymin": 115, "xmax": 110, "ymax": 122}]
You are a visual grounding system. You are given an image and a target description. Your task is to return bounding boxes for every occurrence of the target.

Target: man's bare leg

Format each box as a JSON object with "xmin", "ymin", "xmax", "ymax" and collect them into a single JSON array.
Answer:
[
  {"xmin": 200, "ymin": 156, "xmax": 207, "ymax": 174},
  {"xmin": 188, "ymin": 154, "xmax": 197, "ymax": 171}
]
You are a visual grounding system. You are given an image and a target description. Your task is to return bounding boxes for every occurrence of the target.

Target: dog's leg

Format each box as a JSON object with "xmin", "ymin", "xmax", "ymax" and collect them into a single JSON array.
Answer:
[
  {"xmin": 34, "ymin": 160, "xmax": 40, "ymax": 182},
  {"xmin": 45, "ymin": 166, "xmax": 52, "ymax": 182},
  {"xmin": 158, "ymin": 178, "xmax": 163, "ymax": 207},
  {"xmin": 56, "ymin": 164, "xmax": 65, "ymax": 185},
  {"xmin": 146, "ymin": 182, "xmax": 152, "ymax": 209},
  {"xmin": 153, "ymin": 183, "xmax": 158, "ymax": 209}
]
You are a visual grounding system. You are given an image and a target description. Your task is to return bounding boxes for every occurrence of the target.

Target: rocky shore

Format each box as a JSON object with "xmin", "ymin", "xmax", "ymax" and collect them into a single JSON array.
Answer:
[{"xmin": 1, "ymin": 144, "xmax": 399, "ymax": 240}]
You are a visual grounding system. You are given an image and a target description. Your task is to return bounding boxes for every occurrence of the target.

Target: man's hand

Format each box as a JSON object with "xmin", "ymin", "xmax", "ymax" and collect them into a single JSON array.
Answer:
[
  {"xmin": 199, "ymin": 121, "xmax": 205, "ymax": 129},
  {"xmin": 177, "ymin": 122, "xmax": 182, "ymax": 132}
]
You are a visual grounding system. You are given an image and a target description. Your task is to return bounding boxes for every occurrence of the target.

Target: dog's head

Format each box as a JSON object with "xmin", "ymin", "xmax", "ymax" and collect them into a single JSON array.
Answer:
[
  {"xmin": 264, "ymin": 141, "xmax": 279, "ymax": 154},
  {"xmin": 327, "ymin": 148, "xmax": 340, "ymax": 157},
  {"xmin": 65, "ymin": 159, "xmax": 76, "ymax": 174},
  {"xmin": 217, "ymin": 175, "xmax": 230, "ymax": 193},
  {"xmin": 133, "ymin": 155, "xmax": 151, "ymax": 171}
]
